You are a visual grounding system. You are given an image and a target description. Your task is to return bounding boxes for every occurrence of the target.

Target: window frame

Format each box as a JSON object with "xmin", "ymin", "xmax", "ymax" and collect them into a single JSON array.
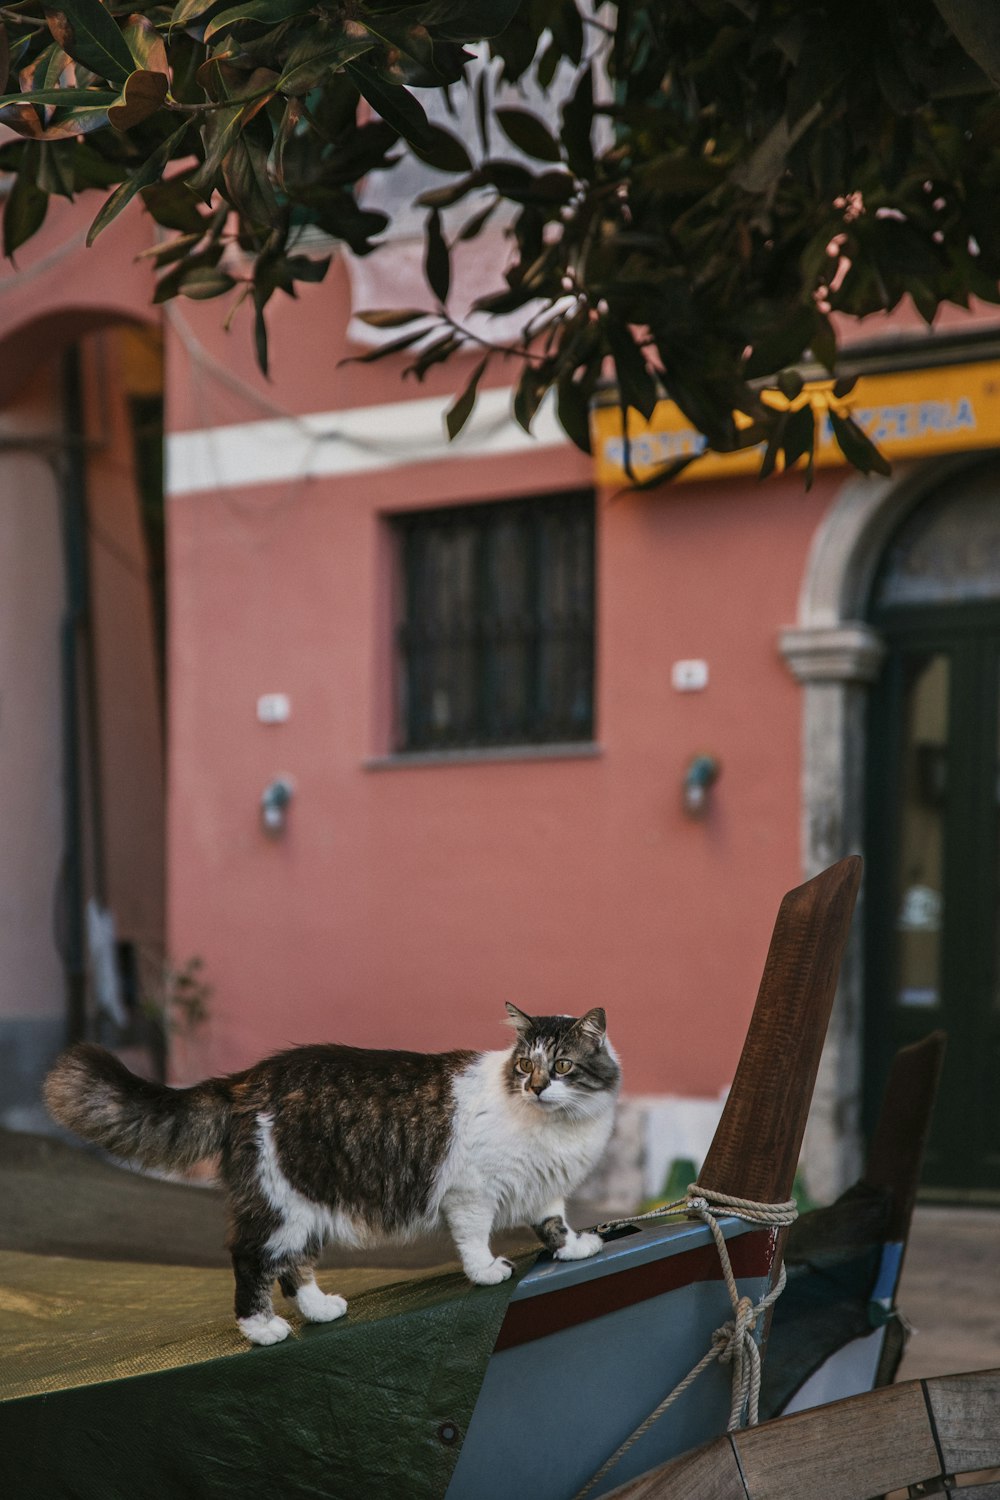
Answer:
[{"xmin": 390, "ymin": 490, "xmax": 597, "ymax": 756}]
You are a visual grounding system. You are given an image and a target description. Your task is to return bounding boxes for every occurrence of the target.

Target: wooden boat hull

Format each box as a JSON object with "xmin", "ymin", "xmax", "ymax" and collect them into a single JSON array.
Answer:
[{"xmin": 448, "ymin": 1217, "xmax": 777, "ymax": 1500}]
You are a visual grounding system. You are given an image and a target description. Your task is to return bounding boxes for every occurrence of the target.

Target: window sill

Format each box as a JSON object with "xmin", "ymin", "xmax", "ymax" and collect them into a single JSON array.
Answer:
[{"xmin": 365, "ymin": 742, "xmax": 603, "ymax": 771}]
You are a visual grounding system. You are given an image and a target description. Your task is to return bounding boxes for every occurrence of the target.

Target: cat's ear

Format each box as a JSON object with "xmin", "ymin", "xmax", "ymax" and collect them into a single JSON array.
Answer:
[
  {"xmin": 504, "ymin": 1002, "xmax": 533, "ymax": 1035},
  {"xmin": 573, "ymin": 1007, "xmax": 607, "ymax": 1046}
]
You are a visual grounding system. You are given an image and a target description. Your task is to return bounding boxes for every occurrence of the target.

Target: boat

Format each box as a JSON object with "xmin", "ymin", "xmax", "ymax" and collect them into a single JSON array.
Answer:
[
  {"xmin": 761, "ymin": 1028, "xmax": 945, "ymax": 1420},
  {"xmin": 1, "ymin": 856, "xmax": 864, "ymax": 1500},
  {"xmin": 601, "ymin": 1364, "xmax": 1000, "ymax": 1499}
]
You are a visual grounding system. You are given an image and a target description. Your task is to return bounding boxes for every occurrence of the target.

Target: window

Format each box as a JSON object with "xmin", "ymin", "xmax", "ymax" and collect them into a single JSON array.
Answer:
[{"xmin": 393, "ymin": 492, "xmax": 595, "ymax": 752}]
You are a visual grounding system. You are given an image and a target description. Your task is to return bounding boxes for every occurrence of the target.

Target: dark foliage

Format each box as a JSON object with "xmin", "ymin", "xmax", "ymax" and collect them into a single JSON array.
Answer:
[{"xmin": 2, "ymin": 0, "xmax": 999, "ymax": 479}]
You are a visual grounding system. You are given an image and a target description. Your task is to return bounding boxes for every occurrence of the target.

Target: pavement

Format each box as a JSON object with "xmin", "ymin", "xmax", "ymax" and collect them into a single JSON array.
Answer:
[
  {"xmin": 893, "ymin": 1205, "xmax": 1000, "ymax": 1381},
  {"xmin": 2, "ymin": 1129, "xmax": 998, "ymax": 1380}
]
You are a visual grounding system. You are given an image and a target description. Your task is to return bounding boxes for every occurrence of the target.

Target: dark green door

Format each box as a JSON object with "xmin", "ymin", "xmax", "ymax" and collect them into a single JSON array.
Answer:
[{"xmin": 866, "ymin": 597, "xmax": 1000, "ymax": 1199}]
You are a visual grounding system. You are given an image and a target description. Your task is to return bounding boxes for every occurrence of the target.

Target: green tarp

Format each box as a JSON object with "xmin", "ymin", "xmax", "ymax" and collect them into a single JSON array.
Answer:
[{"xmin": 0, "ymin": 1248, "xmax": 527, "ymax": 1499}]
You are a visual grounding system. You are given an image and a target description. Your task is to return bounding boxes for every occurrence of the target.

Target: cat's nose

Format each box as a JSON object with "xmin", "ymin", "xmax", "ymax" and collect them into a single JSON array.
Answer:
[{"xmin": 530, "ymin": 1081, "xmax": 547, "ymax": 1096}]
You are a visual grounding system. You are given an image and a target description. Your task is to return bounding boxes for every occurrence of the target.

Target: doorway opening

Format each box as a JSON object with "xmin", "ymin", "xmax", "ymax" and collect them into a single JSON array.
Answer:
[{"xmin": 864, "ymin": 463, "xmax": 1000, "ymax": 1200}]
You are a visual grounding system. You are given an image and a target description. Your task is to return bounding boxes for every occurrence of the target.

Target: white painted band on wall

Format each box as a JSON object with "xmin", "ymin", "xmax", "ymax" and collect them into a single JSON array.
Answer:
[{"xmin": 165, "ymin": 386, "xmax": 569, "ymax": 496}]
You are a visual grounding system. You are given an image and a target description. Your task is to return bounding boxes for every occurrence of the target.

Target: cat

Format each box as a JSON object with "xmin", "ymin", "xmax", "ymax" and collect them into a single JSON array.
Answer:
[{"xmin": 44, "ymin": 1003, "xmax": 620, "ymax": 1345}]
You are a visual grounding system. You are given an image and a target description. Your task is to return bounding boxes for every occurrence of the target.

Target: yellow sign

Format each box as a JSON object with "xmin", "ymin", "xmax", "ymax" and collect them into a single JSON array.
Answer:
[{"xmin": 592, "ymin": 359, "xmax": 1000, "ymax": 486}]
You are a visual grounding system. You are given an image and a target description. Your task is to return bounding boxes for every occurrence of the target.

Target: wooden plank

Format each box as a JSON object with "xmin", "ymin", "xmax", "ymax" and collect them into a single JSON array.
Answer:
[
  {"xmin": 948, "ymin": 1484, "xmax": 1000, "ymax": 1499},
  {"xmin": 927, "ymin": 1369, "xmax": 1000, "ymax": 1475},
  {"xmin": 699, "ymin": 857, "xmax": 862, "ymax": 1205},
  {"xmin": 733, "ymin": 1381, "xmax": 941, "ymax": 1500},
  {"xmin": 604, "ymin": 1435, "xmax": 747, "ymax": 1500},
  {"xmin": 863, "ymin": 1031, "xmax": 946, "ymax": 1241}
]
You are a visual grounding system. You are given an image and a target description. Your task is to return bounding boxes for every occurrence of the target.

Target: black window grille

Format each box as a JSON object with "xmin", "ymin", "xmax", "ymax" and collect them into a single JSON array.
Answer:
[{"xmin": 393, "ymin": 492, "xmax": 596, "ymax": 752}]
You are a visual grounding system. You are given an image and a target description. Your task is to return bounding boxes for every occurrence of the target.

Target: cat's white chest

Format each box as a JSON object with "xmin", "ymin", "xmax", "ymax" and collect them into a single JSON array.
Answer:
[{"xmin": 443, "ymin": 1051, "xmax": 617, "ymax": 1225}]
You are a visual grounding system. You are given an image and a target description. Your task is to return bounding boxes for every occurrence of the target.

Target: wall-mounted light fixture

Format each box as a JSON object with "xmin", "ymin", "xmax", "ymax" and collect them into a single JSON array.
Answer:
[
  {"xmin": 261, "ymin": 776, "xmax": 294, "ymax": 836},
  {"xmin": 683, "ymin": 754, "xmax": 720, "ymax": 818}
]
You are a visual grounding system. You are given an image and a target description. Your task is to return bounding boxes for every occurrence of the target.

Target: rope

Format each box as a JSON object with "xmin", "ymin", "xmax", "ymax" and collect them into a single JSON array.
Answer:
[{"xmin": 572, "ymin": 1184, "xmax": 798, "ymax": 1500}]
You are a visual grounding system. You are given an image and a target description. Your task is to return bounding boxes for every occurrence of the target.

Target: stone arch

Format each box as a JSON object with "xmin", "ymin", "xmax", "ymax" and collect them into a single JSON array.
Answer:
[{"xmin": 777, "ymin": 452, "xmax": 993, "ymax": 1199}]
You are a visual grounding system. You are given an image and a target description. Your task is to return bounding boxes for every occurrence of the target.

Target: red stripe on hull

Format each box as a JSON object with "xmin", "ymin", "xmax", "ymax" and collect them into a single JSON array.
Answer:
[{"xmin": 494, "ymin": 1228, "xmax": 778, "ymax": 1351}]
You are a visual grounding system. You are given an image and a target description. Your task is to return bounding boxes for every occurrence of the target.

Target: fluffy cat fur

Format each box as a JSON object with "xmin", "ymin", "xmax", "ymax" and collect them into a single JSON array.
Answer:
[{"xmin": 44, "ymin": 1004, "xmax": 620, "ymax": 1345}]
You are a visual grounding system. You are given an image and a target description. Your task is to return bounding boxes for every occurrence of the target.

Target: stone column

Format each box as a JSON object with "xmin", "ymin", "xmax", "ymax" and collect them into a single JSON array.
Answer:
[{"xmin": 778, "ymin": 623, "xmax": 885, "ymax": 1202}]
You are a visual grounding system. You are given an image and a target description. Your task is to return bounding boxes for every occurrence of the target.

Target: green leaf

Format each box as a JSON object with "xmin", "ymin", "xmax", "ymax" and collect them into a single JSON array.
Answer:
[
  {"xmin": 339, "ymin": 326, "xmax": 432, "ymax": 364},
  {"xmin": 561, "ymin": 65, "xmax": 593, "ymax": 178},
  {"xmin": 354, "ymin": 307, "xmax": 428, "ymax": 327},
  {"xmin": 416, "ymin": 170, "xmax": 484, "ymax": 210},
  {"xmin": 0, "ymin": 91, "xmax": 116, "ymax": 138},
  {"xmin": 87, "ymin": 120, "xmax": 187, "ymax": 244},
  {"xmin": 43, "ymin": 0, "xmax": 136, "ymax": 88},
  {"xmin": 141, "ymin": 175, "xmax": 205, "ymax": 232},
  {"xmin": 445, "ymin": 355, "xmax": 488, "ymax": 439},
  {"xmin": 428, "ymin": 0, "xmax": 522, "ymax": 42},
  {"xmin": 743, "ymin": 305, "xmax": 815, "ymax": 379},
  {"xmin": 108, "ymin": 67, "xmax": 168, "ymax": 130},
  {"xmin": 136, "ymin": 229, "xmax": 203, "ymax": 266},
  {"xmin": 204, "ymin": 0, "xmax": 315, "ymax": 42},
  {"xmin": 556, "ymin": 371, "xmax": 594, "ymax": 454},
  {"xmin": 757, "ymin": 410, "xmax": 786, "ymax": 481},
  {"xmin": 121, "ymin": 14, "xmax": 167, "ymax": 73},
  {"xmin": 781, "ymin": 402, "xmax": 815, "ymax": 473},
  {"xmin": 152, "ymin": 243, "xmax": 224, "ymax": 301},
  {"xmin": 731, "ymin": 102, "xmax": 822, "ymax": 195},
  {"xmin": 278, "ymin": 27, "xmax": 371, "ymax": 95},
  {"xmin": 253, "ymin": 285, "xmax": 269, "ymax": 371},
  {"xmin": 0, "ymin": 87, "xmax": 118, "ymax": 108},
  {"xmin": 409, "ymin": 121, "xmax": 472, "ymax": 174},
  {"xmin": 364, "ymin": 15, "xmax": 469, "ymax": 88},
  {"xmin": 36, "ymin": 138, "xmax": 76, "ymax": 196},
  {"xmin": 347, "ymin": 60, "xmax": 430, "ymax": 150},
  {"xmin": 169, "ymin": 0, "xmax": 224, "ymax": 26},
  {"xmin": 283, "ymin": 253, "xmax": 329, "ymax": 284},
  {"xmin": 178, "ymin": 265, "xmax": 236, "ymax": 299},
  {"xmin": 222, "ymin": 124, "xmax": 276, "ymax": 233},
  {"xmin": 457, "ymin": 197, "xmax": 496, "ymax": 241},
  {"xmin": 3, "ymin": 156, "xmax": 48, "ymax": 255},
  {"xmin": 404, "ymin": 331, "xmax": 460, "ymax": 381},
  {"xmin": 810, "ymin": 313, "xmax": 837, "ymax": 371},
  {"xmin": 829, "ymin": 409, "xmax": 892, "ymax": 476},
  {"xmin": 513, "ymin": 360, "xmax": 550, "ymax": 434},
  {"xmin": 605, "ymin": 318, "xmax": 658, "ymax": 420},
  {"xmin": 189, "ymin": 71, "xmax": 277, "ymax": 192},
  {"xmin": 776, "ymin": 369, "xmax": 804, "ymax": 400},
  {"xmin": 424, "ymin": 206, "xmax": 449, "ymax": 304},
  {"xmin": 495, "ymin": 106, "xmax": 561, "ymax": 163}
]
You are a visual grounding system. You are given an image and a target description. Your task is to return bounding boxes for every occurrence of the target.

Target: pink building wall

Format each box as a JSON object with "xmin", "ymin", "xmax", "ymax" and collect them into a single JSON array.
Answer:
[
  {"xmin": 163, "ymin": 262, "xmax": 840, "ymax": 1099},
  {"xmin": 5, "ymin": 191, "xmax": 996, "ymax": 1166}
]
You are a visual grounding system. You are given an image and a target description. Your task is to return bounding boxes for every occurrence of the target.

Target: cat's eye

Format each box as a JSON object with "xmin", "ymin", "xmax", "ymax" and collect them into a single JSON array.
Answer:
[
  {"xmin": 554, "ymin": 1059, "xmax": 573, "ymax": 1075},
  {"xmin": 516, "ymin": 1057, "xmax": 533, "ymax": 1074}
]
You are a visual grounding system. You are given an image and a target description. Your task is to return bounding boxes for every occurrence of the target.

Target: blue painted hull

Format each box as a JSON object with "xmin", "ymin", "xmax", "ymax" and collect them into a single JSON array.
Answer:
[{"xmin": 447, "ymin": 1216, "xmax": 776, "ymax": 1499}]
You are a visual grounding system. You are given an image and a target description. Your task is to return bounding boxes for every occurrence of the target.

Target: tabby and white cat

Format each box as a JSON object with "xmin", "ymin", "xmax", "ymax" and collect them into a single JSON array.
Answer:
[{"xmin": 44, "ymin": 1003, "xmax": 620, "ymax": 1344}]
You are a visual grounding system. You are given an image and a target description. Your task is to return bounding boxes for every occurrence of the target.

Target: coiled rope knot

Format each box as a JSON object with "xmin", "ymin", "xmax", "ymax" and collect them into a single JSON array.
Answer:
[
  {"xmin": 574, "ymin": 1183, "xmax": 798, "ymax": 1499},
  {"xmin": 685, "ymin": 1184, "xmax": 796, "ymax": 1431},
  {"xmin": 715, "ymin": 1294, "xmax": 758, "ymax": 1364}
]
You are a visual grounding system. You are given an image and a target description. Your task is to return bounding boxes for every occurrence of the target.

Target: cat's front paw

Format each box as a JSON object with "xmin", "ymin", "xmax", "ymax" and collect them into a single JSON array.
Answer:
[
  {"xmin": 238, "ymin": 1313, "xmax": 292, "ymax": 1346},
  {"xmin": 467, "ymin": 1256, "xmax": 514, "ymax": 1286},
  {"xmin": 554, "ymin": 1230, "xmax": 604, "ymax": 1262},
  {"xmin": 296, "ymin": 1284, "xmax": 348, "ymax": 1323}
]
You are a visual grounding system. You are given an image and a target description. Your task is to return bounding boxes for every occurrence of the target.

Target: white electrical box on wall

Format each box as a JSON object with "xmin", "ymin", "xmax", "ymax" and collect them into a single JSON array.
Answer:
[
  {"xmin": 671, "ymin": 659, "xmax": 709, "ymax": 692},
  {"xmin": 257, "ymin": 693, "xmax": 291, "ymax": 724}
]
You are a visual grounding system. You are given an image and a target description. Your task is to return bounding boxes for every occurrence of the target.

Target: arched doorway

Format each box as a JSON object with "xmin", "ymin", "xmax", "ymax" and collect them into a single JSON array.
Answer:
[
  {"xmin": 779, "ymin": 453, "xmax": 1000, "ymax": 1202},
  {"xmin": 864, "ymin": 463, "xmax": 1000, "ymax": 1199},
  {"xmin": 0, "ymin": 318, "xmax": 167, "ymax": 1126}
]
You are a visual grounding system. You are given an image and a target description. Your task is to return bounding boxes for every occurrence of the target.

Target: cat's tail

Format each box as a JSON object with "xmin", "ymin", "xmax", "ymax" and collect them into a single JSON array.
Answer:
[{"xmin": 44, "ymin": 1043, "xmax": 232, "ymax": 1171}]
